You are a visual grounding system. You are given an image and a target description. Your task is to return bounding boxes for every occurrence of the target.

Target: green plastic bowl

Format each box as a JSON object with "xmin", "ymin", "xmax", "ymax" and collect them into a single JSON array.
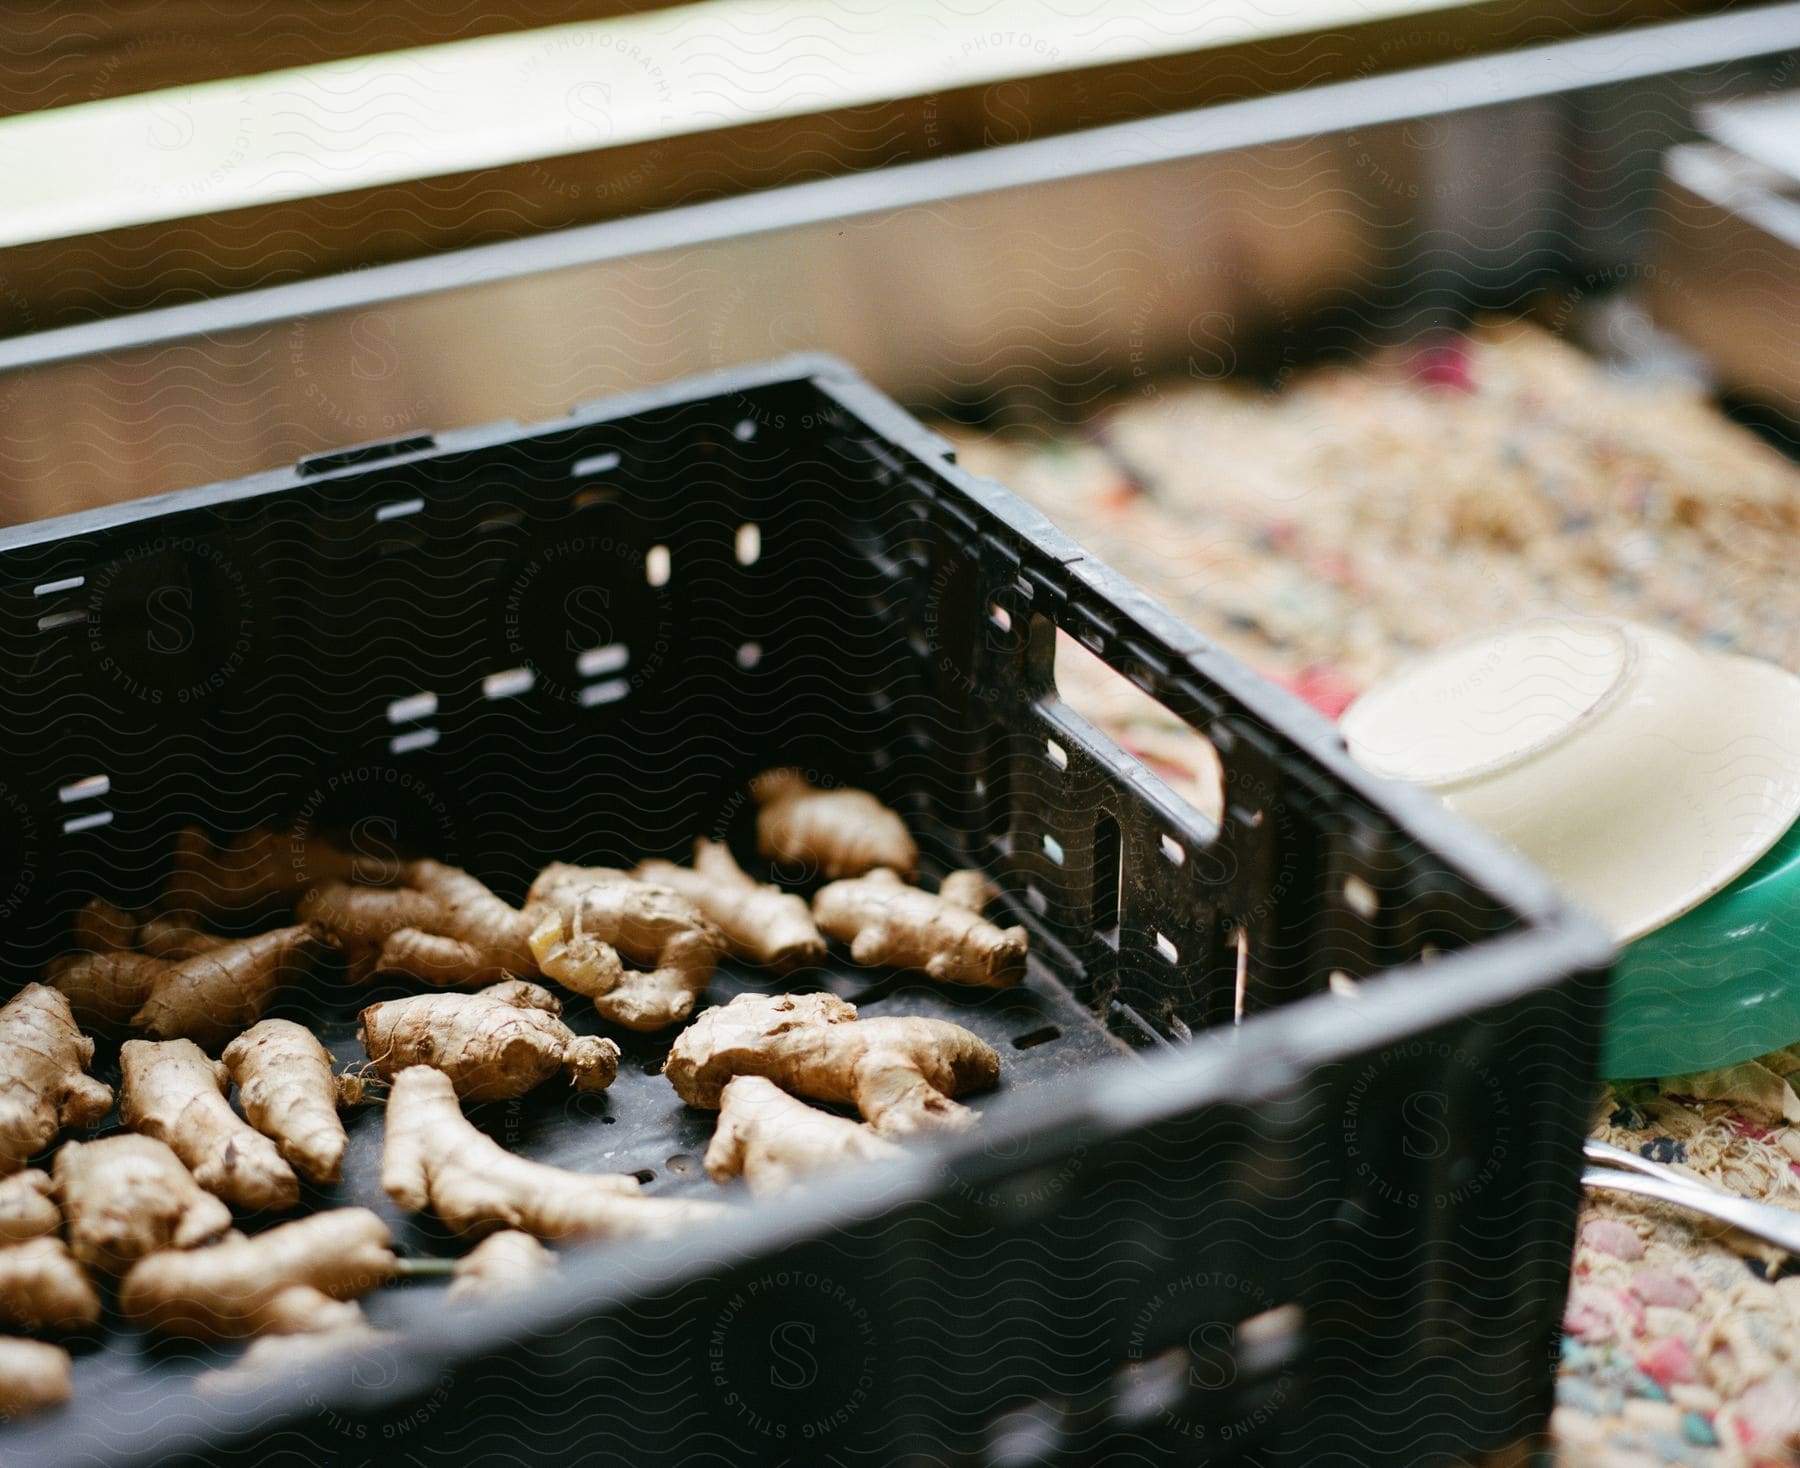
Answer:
[{"xmin": 1604, "ymin": 815, "xmax": 1800, "ymax": 1078}]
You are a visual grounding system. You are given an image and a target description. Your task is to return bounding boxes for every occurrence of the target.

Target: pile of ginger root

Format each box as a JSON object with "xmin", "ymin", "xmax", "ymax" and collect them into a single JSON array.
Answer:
[{"xmin": 0, "ymin": 767, "xmax": 1022, "ymax": 1422}]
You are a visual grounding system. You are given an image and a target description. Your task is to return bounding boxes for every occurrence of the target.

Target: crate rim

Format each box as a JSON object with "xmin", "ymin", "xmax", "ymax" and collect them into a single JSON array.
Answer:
[{"xmin": 2, "ymin": 350, "xmax": 1611, "ymax": 955}]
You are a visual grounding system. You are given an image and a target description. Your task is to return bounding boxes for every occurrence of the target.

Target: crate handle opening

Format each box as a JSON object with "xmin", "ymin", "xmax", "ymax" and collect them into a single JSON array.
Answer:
[{"xmin": 1052, "ymin": 630, "xmax": 1222, "ymax": 826}]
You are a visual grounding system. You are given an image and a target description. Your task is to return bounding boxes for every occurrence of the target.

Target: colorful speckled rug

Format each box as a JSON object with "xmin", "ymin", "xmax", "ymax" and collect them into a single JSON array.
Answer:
[
  {"xmin": 1570, "ymin": 1067, "xmax": 1800, "ymax": 1466},
  {"xmin": 944, "ymin": 317, "xmax": 1800, "ymax": 1466}
]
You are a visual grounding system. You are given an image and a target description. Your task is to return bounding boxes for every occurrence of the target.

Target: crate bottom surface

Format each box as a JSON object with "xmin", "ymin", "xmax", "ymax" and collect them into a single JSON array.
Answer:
[{"xmin": 24, "ymin": 948, "xmax": 1129, "ymax": 1464}]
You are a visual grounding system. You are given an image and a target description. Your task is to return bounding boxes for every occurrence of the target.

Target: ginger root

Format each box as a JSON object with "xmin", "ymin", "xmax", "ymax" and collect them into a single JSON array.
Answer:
[
  {"xmin": 813, "ymin": 868, "xmax": 1027, "ymax": 988},
  {"xmin": 752, "ymin": 768, "xmax": 918, "ymax": 880},
  {"xmin": 634, "ymin": 840, "xmax": 826, "ymax": 971},
  {"xmin": 135, "ymin": 913, "xmax": 228, "ymax": 962},
  {"xmin": 526, "ymin": 864, "xmax": 723, "ymax": 1032},
  {"xmin": 357, "ymin": 981, "xmax": 618, "ymax": 1101},
  {"xmin": 383, "ymin": 1066, "xmax": 729, "ymax": 1241},
  {"xmin": 0, "ymin": 1172, "xmax": 61, "ymax": 1246},
  {"xmin": 51, "ymin": 896, "xmax": 155, "ymax": 1025},
  {"xmin": 48, "ymin": 951, "xmax": 171, "ymax": 1029},
  {"xmin": 66, "ymin": 896, "xmax": 224, "ymax": 964},
  {"xmin": 223, "ymin": 1020, "xmax": 350, "ymax": 1185},
  {"xmin": 53, "ymin": 1135, "xmax": 232, "ymax": 1274},
  {"xmin": 118, "ymin": 1208, "xmax": 396, "ymax": 1339},
  {"xmin": 55, "ymin": 924, "xmax": 326, "ymax": 1042},
  {"xmin": 161, "ymin": 825, "xmax": 397, "ymax": 922},
  {"xmin": 0, "ymin": 1238, "xmax": 101, "ymax": 1333},
  {"xmin": 120, "ymin": 1039, "xmax": 300, "ymax": 1213},
  {"xmin": 0, "ymin": 1337, "xmax": 72, "ymax": 1417},
  {"xmin": 0, "ymin": 985, "xmax": 113, "ymax": 1176},
  {"xmin": 51, "ymin": 901, "xmax": 234, "ymax": 1027},
  {"xmin": 300, "ymin": 859, "xmax": 536, "ymax": 988},
  {"xmin": 198, "ymin": 1319, "xmax": 394, "ymax": 1395},
  {"xmin": 132, "ymin": 924, "xmax": 330, "ymax": 1050},
  {"xmin": 665, "ymin": 992, "xmax": 1000, "ymax": 1137},
  {"xmin": 446, "ymin": 1229, "xmax": 557, "ymax": 1307},
  {"xmin": 706, "ymin": 1076, "xmax": 902, "ymax": 1194},
  {"xmin": 70, "ymin": 896, "xmax": 140, "ymax": 954}
]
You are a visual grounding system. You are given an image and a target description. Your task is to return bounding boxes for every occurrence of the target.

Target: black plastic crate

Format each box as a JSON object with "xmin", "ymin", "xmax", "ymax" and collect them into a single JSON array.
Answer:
[{"xmin": 0, "ymin": 354, "xmax": 1609, "ymax": 1467}]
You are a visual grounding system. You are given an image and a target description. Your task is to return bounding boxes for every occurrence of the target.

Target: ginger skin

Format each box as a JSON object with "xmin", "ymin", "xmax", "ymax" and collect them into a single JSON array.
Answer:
[
  {"xmin": 526, "ymin": 865, "xmax": 723, "ymax": 1032},
  {"xmin": 706, "ymin": 1076, "xmax": 903, "ymax": 1195},
  {"xmin": 0, "ymin": 1172, "xmax": 62, "ymax": 1247},
  {"xmin": 357, "ymin": 981, "xmax": 618, "ymax": 1101},
  {"xmin": 65, "ymin": 896, "xmax": 225, "ymax": 965},
  {"xmin": 69, "ymin": 896, "xmax": 140, "ymax": 954},
  {"xmin": 49, "ymin": 951, "xmax": 171, "ymax": 1029},
  {"xmin": 633, "ymin": 840, "xmax": 826, "ymax": 971},
  {"xmin": 751, "ymin": 769, "xmax": 918, "ymax": 881},
  {"xmin": 53, "ymin": 1136, "xmax": 232, "ymax": 1274},
  {"xmin": 300, "ymin": 859, "xmax": 536, "ymax": 989},
  {"xmin": 51, "ymin": 902, "xmax": 235, "ymax": 1028},
  {"xmin": 0, "ymin": 985, "xmax": 113, "ymax": 1176},
  {"xmin": 665, "ymin": 992, "xmax": 1000, "ymax": 1137},
  {"xmin": 198, "ymin": 1319, "xmax": 394, "ymax": 1395},
  {"xmin": 223, "ymin": 1020, "xmax": 349, "ymax": 1185},
  {"xmin": 118, "ymin": 1208, "xmax": 396, "ymax": 1339},
  {"xmin": 382, "ymin": 1066, "xmax": 729, "ymax": 1242},
  {"xmin": 161, "ymin": 825, "xmax": 398, "ymax": 922},
  {"xmin": 134, "ymin": 914, "xmax": 229, "ymax": 962},
  {"xmin": 446, "ymin": 1230, "xmax": 557, "ymax": 1306},
  {"xmin": 120, "ymin": 1040, "xmax": 300, "ymax": 1213},
  {"xmin": 0, "ymin": 1337, "xmax": 72, "ymax": 1417},
  {"xmin": 0, "ymin": 1237, "xmax": 101, "ymax": 1333},
  {"xmin": 813, "ymin": 868, "xmax": 1027, "ymax": 988},
  {"xmin": 131, "ymin": 925, "xmax": 330, "ymax": 1050}
]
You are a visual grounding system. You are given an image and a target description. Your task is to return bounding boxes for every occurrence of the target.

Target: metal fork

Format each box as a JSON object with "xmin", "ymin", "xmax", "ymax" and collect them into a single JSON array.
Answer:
[{"xmin": 1582, "ymin": 1138, "xmax": 1800, "ymax": 1253}]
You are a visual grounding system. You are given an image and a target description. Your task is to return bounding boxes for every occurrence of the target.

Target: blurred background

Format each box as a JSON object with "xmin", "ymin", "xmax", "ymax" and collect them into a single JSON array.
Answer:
[{"xmin": 0, "ymin": 2, "xmax": 1794, "ymax": 503}]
